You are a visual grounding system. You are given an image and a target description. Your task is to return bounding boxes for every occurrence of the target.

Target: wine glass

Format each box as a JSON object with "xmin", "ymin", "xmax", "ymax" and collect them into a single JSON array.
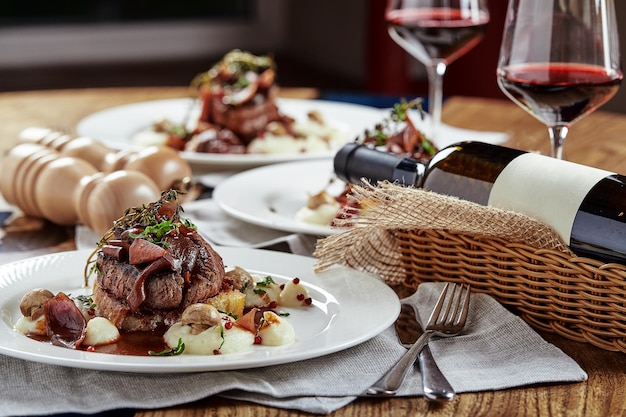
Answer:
[
  {"xmin": 385, "ymin": 0, "xmax": 490, "ymax": 142},
  {"xmin": 497, "ymin": 0, "xmax": 622, "ymax": 160}
]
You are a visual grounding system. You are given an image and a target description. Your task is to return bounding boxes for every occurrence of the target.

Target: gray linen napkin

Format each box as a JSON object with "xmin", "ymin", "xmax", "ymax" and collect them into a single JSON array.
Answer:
[
  {"xmin": 0, "ymin": 282, "xmax": 586, "ymax": 417},
  {"xmin": 410, "ymin": 282, "xmax": 588, "ymax": 392}
]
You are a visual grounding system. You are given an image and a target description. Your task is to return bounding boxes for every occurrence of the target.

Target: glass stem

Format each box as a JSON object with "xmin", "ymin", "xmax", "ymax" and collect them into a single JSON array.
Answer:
[
  {"xmin": 426, "ymin": 60, "xmax": 447, "ymax": 142},
  {"xmin": 548, "ymin": 125, "xmax": 569, "ymax": 159}
]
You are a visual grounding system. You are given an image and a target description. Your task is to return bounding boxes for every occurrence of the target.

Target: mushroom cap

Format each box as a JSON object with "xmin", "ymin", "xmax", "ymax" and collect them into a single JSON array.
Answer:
[
  {"xmin": 19, "ymin": 288, "xmax": 54, "ymax": 319},
  {"xmin": 181, "ymin": 303, "xmax": 221, "ymax": 328},
  {"xmin": 225, "ymin": 266, "xmax": 253, "ymax": 291}
]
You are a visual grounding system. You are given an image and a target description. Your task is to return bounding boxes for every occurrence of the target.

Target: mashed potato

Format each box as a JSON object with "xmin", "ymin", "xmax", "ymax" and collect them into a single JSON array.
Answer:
[
  {"xmin": 14, "ymin": 315, "xmax": 46, "ymax": 336},
  {"xmin": 163, "ymin": 309, "xmax": 296, "ymax": 354},
  {"xmin": 294, "ymin": 201, "xmax": 340, "ymax": 225},
  {"xmin": 258, "ymin": 311, "xmax": 295, "ymax": 346},
  {"xmin": 247, "ymin": 118, "xmax": 346, "ymax": 154},
  {"xmin": 164, "ymin": 315, "xmax": 255, "ymax": 355},
  {"xmin": 279, "ymin": 278, "xmax": 313, "ymax": 307},
  {"xmin": 242, "ymin": 274, "xmax": 282, "ymax": 308},
  {"xmin": 83, "ymin": 317, "xmax": 120, "ymax": 346},
  {"xmin": 295, "ymin": 189, "xmax": 342, "ymax": 226}
]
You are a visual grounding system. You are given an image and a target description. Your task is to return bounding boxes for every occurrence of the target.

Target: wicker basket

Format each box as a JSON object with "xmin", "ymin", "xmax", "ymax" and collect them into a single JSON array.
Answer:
[
  {"xmin": 394, "ymin": 228, "xmax": 626, "ymax": 353},
  {"xmin": 313, "ymin": 182, "xmax": 626, "ymax": 354}
]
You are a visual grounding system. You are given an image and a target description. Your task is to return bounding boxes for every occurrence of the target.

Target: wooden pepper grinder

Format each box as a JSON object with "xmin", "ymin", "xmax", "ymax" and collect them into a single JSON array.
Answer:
[{"xmin": 0, "ymin": 128, "xmax": 193, "ymax": 235}]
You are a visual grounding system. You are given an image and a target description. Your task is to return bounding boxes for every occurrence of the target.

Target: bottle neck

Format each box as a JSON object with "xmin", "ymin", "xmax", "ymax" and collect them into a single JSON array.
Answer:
[
  {"xmin": 396, "ymin": 156, "xmax": 426, "ymax": 186},
  {"xmin": 333, "ymin": 143, "xmax": 425, "ymax": 187}
]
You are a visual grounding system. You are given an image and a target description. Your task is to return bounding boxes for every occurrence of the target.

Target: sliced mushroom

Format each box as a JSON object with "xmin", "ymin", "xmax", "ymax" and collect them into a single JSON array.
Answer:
[
  {"xmin": 307, "ymin": 190, "xmax": 337, "ymax": 210},
  {"xmin": 307, "ymin": 109, "xmax": 325, "ymax": 125},
  {"xmin": 19, "ymin": 288, "xmax": 54, "ymax": 320},
  {"xmin": 226, "ymin": 266, "xmax": 253, "ymax": 291},
  {"xmin": 181, "ymin": 303, "xmax": 221, "ymax": 335}
]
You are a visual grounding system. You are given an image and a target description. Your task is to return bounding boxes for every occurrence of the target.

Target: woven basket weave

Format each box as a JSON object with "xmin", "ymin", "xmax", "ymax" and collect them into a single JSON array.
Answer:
[
  {"xmin": 313, "ymin": 182, "xmax": 626, "ymax": 354},
  {"xmin": 394, "ymin": 229, "xmax": 626, "ymax": 353}
]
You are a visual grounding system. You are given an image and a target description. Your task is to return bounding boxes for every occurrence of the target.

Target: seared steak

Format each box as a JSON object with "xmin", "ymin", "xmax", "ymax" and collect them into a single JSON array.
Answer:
[
  {"xmin": 90, "ymin": 192, "xmax": 226, "ymax": 331},
  {"xmin": 205, "ymin": 96, "xmax": 284, "ymax": 144}
]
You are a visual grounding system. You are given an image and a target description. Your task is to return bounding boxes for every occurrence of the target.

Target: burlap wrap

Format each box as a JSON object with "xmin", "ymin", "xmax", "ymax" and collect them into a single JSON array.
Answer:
[{"xmin": 314, "ymin": 181, "xmax": 573, "ymax": 286}]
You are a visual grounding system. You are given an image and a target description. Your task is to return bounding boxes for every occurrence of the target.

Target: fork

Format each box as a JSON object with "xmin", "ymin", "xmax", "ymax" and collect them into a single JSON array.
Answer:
[
  {"xmin": 395, "ymin": 303, "xmax": 456, "ymax": 401},
  {"xmin": 365, "ymin": 282, "xmax": 471, "ymax": 396}
]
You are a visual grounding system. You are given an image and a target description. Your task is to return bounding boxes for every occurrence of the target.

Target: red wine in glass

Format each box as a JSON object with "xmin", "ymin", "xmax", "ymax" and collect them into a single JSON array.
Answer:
[
  {"xmin": 386, "ymin": 8, "xmax": 489, "ymax": 65},
  {"xmin": 498, "ymin": 63, "xmax": 621, "ymax": 127},
  {"xmin": 385, "ymin": 4, "xmax": 489, "ymax": 142},
  {"xmin": 497, "ymin": 0, "xmax": 621, "ymax": 160}
]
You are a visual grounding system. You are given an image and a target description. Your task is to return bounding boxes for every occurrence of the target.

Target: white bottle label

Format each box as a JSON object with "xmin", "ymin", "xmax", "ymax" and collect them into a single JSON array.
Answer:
[{"xmin": 488, "ymin": 153, "xmax": 613, "ymax": 244}]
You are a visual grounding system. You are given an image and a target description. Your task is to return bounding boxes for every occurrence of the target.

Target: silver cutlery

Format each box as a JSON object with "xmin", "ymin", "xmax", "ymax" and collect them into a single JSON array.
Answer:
[
  {"xmin": 366, "ymin": 282, "xmax": 471, "ymax": 396},
  {"xmin": 418, "ymin": 345, "xmax": 455, "ymax": 401},
  {"xmin": 396, "ymin": 303, "xmax": 456, "ymax": 401}
]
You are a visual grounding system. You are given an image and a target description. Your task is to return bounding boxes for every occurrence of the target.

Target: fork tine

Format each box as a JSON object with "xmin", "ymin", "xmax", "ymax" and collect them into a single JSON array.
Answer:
[
  {"xmin": 457, "ymin": 284, "xmax": 471, "ymax": 326},
  {"xmin": 445, "ymin": 284, "xmax": 465, "ymax": 326},
  {"xmin": 426, "ymin": 282, "xmax": 451, "ymax": 327},
  {"xmin": 428, "ymin": 283, "xmax": 471, "ymax": 333}
]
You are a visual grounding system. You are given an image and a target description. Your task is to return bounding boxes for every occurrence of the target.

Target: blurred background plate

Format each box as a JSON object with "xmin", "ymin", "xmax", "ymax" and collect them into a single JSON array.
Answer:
[
  {"xmin": 213, "ymin": 159, "xmax": 342, "ymax": 236},
  {"xmin": 76, "ymin": 98, "xmax": 386, "ymax": 170}
]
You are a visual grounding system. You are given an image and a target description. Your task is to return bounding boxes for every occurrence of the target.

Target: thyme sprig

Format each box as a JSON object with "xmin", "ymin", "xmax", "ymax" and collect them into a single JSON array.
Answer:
[
  {"xmin": 83, "ymin": 190, "xmax": 195, "ymax": 287},
  {"xmin": 191, "ymin": 49, "xmax": 275, "ymax": 91},
  {"xmin": 256, "ymin": 276, "xmax": 277, "ymax": 287},
  {"xmin": 74, "ymin": 294, "xmax": 96, "ymax": 311},
  {"xmin": 360, "ymin": 98, "xmax": 425, "ymax": 146},
  {"xmin": 253, "ymin": 275, "xmax": 277, "ymax": 295},
  {"xmin": 149, "ymin": 338, "xmax": 185, "ymax": 356},
  {"xmin": 358, "ymin": 98, "xmax": 437, "ymax": 159}
]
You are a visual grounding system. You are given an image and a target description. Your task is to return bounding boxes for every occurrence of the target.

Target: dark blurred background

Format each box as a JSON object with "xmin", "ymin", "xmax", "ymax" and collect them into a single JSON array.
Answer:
[{"xmin": 0, "ymin": 0, "xmax": 625, "ymax": 112}]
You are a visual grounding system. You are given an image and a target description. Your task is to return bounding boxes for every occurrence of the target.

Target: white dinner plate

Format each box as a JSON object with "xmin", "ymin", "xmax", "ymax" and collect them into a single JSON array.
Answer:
[
  {"xmin": 0, "ymin": 248, "xmax": 399, "ymax": 373},
  {"xmin": 213, "ymin": 159, "xmax": 342, "ymax": 236},
  {"xmin": 76, "ymin": 97, "xmax": 386, "ymax": 169}
]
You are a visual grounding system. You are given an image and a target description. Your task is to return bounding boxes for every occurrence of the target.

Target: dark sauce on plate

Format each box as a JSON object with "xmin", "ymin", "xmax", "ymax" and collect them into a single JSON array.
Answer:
[{"xmin": 28, "ymin": 326, "xmax": 169, "ymax": 356}]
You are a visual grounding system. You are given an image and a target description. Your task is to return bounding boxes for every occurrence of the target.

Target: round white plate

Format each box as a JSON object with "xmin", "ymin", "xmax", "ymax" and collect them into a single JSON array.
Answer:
[
  {"xmin": 213, "ymin": 159, "xmax": 343, "ymax": 236},
  {"xmin": 0, "ymin": 248, "xmax": 399, "ymax": 373},
  {"xmin": 76, "ymin": 97, "xmax": 385, "ymax": 168}
]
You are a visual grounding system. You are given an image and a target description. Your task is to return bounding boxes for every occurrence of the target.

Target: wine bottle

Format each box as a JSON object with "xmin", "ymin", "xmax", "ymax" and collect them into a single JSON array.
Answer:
[{"xmin": 334, "ymin": 141, "xmax": 626, "ymax": 265}]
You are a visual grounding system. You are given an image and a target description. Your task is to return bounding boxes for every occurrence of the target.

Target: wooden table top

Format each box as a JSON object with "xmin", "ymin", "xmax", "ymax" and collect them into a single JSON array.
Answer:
[{"xmin": 1, "ymin": 87, "xmax": 626, "ymax": 417}]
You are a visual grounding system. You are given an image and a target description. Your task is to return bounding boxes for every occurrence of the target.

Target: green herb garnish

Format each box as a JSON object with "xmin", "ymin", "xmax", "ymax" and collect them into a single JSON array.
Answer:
[
  {"xmin": 149, "ymin": 338, "xmax": 185, "ymax": 356},
  {"xmin": 256, "ymin": 276, "xmax": 277, "ymax": 287},
  {"xmin": 218, "ymin": 323, "xmax": 225, "ymax": 350},
  {"xmin": 129, "ymin": 219, "xmax": 175, "ymax": 245},
  {"xmin": 75, "ymin": 294, "xmax": 96, "ymax": 311}
]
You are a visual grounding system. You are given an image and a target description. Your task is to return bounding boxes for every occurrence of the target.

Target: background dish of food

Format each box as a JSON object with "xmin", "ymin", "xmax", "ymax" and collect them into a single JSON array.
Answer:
[{"xmin": 76, "ymin": 98, "xmax": 386, "ymax": 170}]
